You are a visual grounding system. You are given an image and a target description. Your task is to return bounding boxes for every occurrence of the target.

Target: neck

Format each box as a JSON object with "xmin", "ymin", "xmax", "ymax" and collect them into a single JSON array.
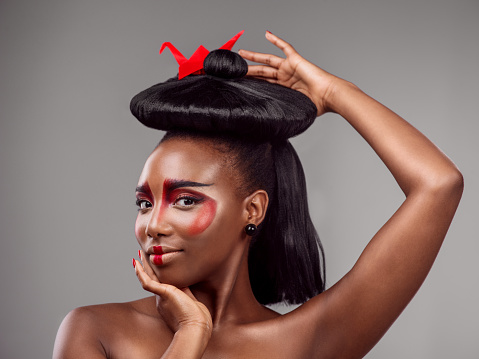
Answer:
[{"xmin": 189, "ymin": 243, "xmax": 269, "ymax": 327}]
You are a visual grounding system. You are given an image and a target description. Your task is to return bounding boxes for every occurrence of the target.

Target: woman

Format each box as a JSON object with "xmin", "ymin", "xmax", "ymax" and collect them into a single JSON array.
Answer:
[{"xmin": 53, "ymin": 31, "xmax": 463, "ymax": 358}]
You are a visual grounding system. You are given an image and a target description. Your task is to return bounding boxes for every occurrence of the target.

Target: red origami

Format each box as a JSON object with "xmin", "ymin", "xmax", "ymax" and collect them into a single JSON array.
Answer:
[{"xmin": 160, "ymin": 30, "xmax": 245, "ymax": 80}]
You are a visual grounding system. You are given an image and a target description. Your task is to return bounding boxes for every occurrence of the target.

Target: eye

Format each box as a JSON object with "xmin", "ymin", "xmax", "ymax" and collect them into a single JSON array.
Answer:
[
  {"xmin": 136, "ymin": 199, "xmax": 152, "ymax": 210},
  {"xmin": 174, "ymin": 196, "xmax": 202, "ymax": 208}
]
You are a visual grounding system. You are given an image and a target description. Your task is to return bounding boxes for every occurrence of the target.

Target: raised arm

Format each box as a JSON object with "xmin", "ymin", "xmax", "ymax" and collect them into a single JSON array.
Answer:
[{"xmin": 240, "ymin": 32, "xmax": 463, "ymax": 358}]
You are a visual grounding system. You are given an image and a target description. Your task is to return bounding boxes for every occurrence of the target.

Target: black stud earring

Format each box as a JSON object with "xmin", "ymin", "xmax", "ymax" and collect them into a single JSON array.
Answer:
[{"xmin": 244, "ymin": 223, "xmax": 257, "ymax": 236}]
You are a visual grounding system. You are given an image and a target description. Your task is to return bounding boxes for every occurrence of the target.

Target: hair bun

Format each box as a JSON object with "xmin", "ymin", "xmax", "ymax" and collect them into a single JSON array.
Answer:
[{"xmin": 203, "ymin": 49, "xmax": 248, "ymax": 79}]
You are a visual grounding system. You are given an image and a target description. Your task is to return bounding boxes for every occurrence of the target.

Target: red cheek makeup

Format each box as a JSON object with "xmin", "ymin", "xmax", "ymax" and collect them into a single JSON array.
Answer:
[{"xmin": 188, "ymin": 199, "xmax": 217, "ymax": 235}]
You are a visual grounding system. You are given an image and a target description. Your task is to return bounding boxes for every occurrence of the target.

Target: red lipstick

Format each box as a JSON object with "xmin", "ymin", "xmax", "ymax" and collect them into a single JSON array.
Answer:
[
  {"xmin": 148, "ymin": 246, "xmax": 183, "ymax": 266},
  {"xmin": 151, "ymin": 246, "xmax": 164, "ymax": 265},
  {"xmin": 152, "ymin": 246, "xmax": 164, "ymax": 254},
  {"xmin": 151, "ymin": 254, "xmax": 163, "ymax": 265}
]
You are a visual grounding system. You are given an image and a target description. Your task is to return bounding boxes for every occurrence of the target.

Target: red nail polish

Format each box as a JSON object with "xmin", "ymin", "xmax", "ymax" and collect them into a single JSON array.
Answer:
[
  {"xmin": 138, "ymin": 250, "xmax": 141, "ymax": 259},
  {"xmin": 132, "ymin": 258, "xmax": 136, "ymax": 268}
]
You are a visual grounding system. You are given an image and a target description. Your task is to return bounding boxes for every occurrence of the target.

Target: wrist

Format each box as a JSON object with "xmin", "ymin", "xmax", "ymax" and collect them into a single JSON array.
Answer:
[
  {"xmin": 322, "ymin": 78, "xmax": 360, "ymax": 115},
  {"xmin": 170, "ymin": 326, "xmax": 211, "ymax": 358},
  {"xmin": 177, "ymin": 323, "xmax": 212, "ymax": 345}
]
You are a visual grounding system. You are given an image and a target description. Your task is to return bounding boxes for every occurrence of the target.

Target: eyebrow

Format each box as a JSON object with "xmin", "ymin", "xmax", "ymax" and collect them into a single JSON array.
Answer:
[
  {"xmin": 135, "ymin": 179, "xmax": 213, "ymax": 194},
  {"xmin": 163, "ymin": 178, "xmax": 214, "ymax": 192},
  {"xmin": 135, "ymin": 183, "xmax": 152, "ymax": 196}
]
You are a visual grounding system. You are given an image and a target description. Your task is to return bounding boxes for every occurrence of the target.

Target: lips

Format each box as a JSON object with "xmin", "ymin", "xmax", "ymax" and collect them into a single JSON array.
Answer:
[
  {"xmin": 147, "ymin": 245, "xmax": 183, "ymax": 266},
  {"xmin": 148, "ymin": 245, "xmax": 182, "ymax": 255}
]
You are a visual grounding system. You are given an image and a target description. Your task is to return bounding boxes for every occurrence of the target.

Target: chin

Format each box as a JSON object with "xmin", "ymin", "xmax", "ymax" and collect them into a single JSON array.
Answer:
[{"xmin": 153, "ymin": 267, "xmax": 196, "ymax": 289}]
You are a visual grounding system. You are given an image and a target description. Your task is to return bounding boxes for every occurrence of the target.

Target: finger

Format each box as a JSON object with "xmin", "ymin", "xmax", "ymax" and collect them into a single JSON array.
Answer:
[
  {"xmin": 238, "ymin": 49, "xmax": 283, "ymax": 68},
  {"xmin": 246, "ymin": 65, "xmax": 279, "ymax": 79},
  {"xmin": 265, "ymin": 31, "xmax": 296, "ymax": 57},
  {"xmin": 135, "ymin": 260, "xmax": 169, "ymax": 296},
  {"xmin": 139, "ymin": 249, "xmax": 159, "ymax": 281}
]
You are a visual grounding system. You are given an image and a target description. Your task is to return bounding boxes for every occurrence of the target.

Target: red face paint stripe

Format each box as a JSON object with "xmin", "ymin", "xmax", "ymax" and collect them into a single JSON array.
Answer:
[{"xmin": 155, "ymin": 179, "xmax": 173, "ymax": 226}]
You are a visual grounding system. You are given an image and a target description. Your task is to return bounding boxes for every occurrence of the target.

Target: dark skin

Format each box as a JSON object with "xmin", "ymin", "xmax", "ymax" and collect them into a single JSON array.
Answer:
[{"xmin": 53, "ymin": 32, "xmax": 463, "ymax": 359}]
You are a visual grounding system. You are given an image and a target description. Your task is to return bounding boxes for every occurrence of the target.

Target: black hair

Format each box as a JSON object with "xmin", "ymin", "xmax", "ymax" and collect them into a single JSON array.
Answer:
[
  {"xmin": 131, "ymin": 49, "xmax": 317, "ymax": 142},
  {"xmin": 131, "ymin": 48, "xmax": 325, "ymax": 305}
]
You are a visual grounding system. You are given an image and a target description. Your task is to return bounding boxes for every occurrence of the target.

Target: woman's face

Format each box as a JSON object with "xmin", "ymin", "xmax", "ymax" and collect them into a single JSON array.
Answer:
[{"xmin": 135, "ymin": 137, "xmax": 248, "ymax": 288}]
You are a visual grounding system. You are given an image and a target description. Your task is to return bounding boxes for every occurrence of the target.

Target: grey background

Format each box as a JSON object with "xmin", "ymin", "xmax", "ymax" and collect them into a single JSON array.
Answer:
[{"xmin": 1, "ymin": 0, "xmax": 478, "ymax": 358}]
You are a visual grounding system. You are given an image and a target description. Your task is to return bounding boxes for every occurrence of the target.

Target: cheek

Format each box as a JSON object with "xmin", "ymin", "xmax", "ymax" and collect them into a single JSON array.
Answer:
[
  {"xmin": 187, "ymin": 200, "xmax": 217, "ymax": 236},
  {"xmin": 135, "ymin": 214, "xmax": 145, "ymax": 240}
]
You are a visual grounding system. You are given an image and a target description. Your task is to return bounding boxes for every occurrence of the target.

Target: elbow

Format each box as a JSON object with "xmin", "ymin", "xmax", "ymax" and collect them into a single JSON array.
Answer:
[
  {"xmin": 449, "ymin": 168, "xmax": 464, "ymax": 201},
  {"xmin": 440, "ymin": 167, "xmax": 463, "ymax": 194},
  {"xmin": 422, "ymin": 166, "xmax": 464, "ymax": 200},
  {"xmin": 449, "ymin": 168, "xmax": 464, "ymax": 193}
]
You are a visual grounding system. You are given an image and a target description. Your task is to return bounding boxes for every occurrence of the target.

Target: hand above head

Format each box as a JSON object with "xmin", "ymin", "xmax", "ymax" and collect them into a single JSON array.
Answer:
[{"xmin": 239, "ymin": 31, "xmax": 341, "ymax": 117}]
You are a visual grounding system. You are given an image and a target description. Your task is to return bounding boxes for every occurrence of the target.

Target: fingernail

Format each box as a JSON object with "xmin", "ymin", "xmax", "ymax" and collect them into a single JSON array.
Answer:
[
  {"xmin": 138, "ymin": 250, "xmax": 141, "ymax": 259},
  {"xmin": 132, "ymin": 258, "xmax": 136, "ymax": 268},
  {"xmin": 266, "ymin": 30, "xmax": 272, "ymax": 34}
]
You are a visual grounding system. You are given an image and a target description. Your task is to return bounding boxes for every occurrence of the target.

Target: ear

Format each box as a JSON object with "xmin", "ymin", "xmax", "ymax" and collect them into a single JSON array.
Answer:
[{"xmin": 243, "ymin": 190, "xmax": 269, "ymax": 227}]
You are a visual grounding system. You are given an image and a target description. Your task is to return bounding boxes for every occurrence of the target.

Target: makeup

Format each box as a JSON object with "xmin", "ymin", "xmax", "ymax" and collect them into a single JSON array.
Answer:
[
  {"xmin": 149, "ymin": 250, "xmax": 183, "ymax": 266},
  {"xmin": 151, "ymin": 254, "xmax": 163, "ymax": 265},
  {"xmin": 148, "ymin": 245, "xmax": 164, "ymax": 265},
  {"xmin": 152, "ymin": 246, "xmax": 164, "ymax": 254},
  {"xmin": 188, "ymin": 199, "xmax": 217, "ymax": 235},
  {"xmin": 160, "ymin": 178, "xmax": 217, "ymax": 236},
  {"xmin": 135, "ymin": 178, "xmax": 218, "ymax": 267}
]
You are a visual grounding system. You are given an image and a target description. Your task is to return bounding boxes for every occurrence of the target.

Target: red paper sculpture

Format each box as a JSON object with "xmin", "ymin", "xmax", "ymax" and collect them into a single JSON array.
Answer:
[{"xmin": 160, "ymin": 30, "xmax": 245, "ymax": 79}]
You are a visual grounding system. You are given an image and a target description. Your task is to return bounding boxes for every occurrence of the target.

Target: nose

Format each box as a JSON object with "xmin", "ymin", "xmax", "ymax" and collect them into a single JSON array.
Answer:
[{"xmin": 145, "ymin": 204, "xmax": 173, "ymax": 238}]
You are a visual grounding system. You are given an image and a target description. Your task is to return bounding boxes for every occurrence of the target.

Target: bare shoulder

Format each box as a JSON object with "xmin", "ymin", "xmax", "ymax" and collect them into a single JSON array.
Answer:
[
  {"xmin": 60, "ymin": 296, "xmax": 159, "ymax": 331},
  {"xmin": 53, "ymin": 297, "xmax": 171, "ymax": 359},
  {"xmin": 75, "ymin": 296, "xmax": 158, "ymax": 319}
]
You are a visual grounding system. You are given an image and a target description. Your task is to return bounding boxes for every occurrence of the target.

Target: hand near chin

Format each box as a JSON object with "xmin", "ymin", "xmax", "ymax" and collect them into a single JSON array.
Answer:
[
  {"xmin": 133, "ymin": 252, "xmax": 213, "ymax": 338},
  {"xmin": 239, "ymin": 31, "xmax": 342, "ymax": 117}
]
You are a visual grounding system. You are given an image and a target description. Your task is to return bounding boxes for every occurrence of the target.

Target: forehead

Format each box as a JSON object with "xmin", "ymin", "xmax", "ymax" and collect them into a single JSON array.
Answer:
[{"xmin": 138, "ymin": 138, "xmax": 227, "ymax": 188}]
